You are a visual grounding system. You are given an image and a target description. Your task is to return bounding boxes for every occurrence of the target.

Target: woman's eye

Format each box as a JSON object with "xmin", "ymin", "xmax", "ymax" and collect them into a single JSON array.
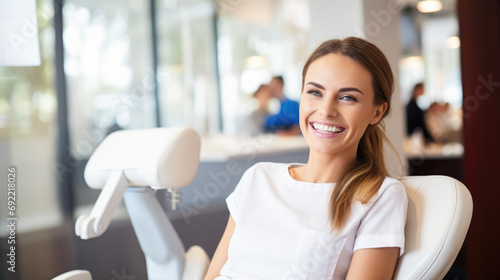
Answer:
[
  {"xmin": 341, "ymin": 95, "xmax": 357, "ymax": 101},
  {"xmin": 307, "ymin": 90, "xmax": 321, "ymax": 96}
]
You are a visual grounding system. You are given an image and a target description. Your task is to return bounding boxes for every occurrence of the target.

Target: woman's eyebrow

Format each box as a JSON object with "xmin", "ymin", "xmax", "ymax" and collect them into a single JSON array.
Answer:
[
  {"xmin": 306, "ymin": 81, "xmax": 325, "ymax": 90},
  {"xmin": 339, "ymin": 87, "xmax": 364, "ymax": 95},
  {"xmin": 306, "ymin": 82, "xmax": 365, "ymax": 95}
]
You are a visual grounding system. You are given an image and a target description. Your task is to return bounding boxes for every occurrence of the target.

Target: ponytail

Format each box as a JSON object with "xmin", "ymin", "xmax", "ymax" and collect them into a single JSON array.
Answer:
[{"xmin": 329, "ymin": 123, "xmax": 390, "ymax": 232}]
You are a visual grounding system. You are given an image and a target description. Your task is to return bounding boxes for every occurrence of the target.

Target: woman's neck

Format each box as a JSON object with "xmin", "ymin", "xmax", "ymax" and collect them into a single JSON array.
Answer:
[{"xmin": 292, "ymin": 150, "xmax": 356, "ymax": 183}]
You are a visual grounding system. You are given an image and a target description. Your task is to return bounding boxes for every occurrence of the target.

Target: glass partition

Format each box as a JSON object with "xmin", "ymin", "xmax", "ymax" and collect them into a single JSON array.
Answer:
[
  {"xmin": 216, "ymin": 0, "xmax": 310, "ymax": 135},
  {"xmin": 0, "ymin": 0, "xmax": 62, "ymax": 233},
  {"xmin": 156, "ymin": 0, "xmax": 220, "ymax": 136},
  {"xmin": 63, "ymin": 0, "xmax": 156, "ymax": 160}
]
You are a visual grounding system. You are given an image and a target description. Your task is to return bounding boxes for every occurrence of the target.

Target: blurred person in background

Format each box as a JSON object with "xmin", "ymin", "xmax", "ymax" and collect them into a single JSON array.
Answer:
[
  {"xmin": 406, "ymin": 83, "xmax": 434, "ymax": 143},
  {"xmin": 264, "ymin": 76, "xmax": 301, "ymax": 136},
  {"xmin": 245, "ymin": 84, "xmax": 273, "ymax": 136},
  {"xmin": 425, "ymin": 102, "xmax": 463, "ymax": 143}
]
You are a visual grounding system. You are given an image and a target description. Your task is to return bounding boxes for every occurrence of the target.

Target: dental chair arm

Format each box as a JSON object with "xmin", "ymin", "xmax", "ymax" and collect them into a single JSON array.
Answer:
[{"xmin": 75, "ymin": 170, "xmax": 128, "ymax": 239}]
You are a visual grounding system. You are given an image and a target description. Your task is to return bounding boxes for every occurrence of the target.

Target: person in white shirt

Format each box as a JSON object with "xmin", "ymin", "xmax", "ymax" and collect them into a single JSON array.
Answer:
[{"xmin": 204, "ymin": 37, "xmax": 408, "ymax": 280}]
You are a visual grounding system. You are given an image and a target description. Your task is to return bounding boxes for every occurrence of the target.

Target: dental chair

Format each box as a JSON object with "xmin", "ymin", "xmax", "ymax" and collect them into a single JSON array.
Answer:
[
  {"xmin": 394, "ymin": 176, "xmax": 473, "ymax": 280},
  {"xmin": 53, "ymin": 128, "xmax": 473, "ymax": 280},
  {"xmin": 53, "ymin": 127, "xmax": 210, "ymax": 280}
]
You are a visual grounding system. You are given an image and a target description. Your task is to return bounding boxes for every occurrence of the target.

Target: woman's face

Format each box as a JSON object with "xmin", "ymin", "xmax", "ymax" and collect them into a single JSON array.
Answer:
[{"xmin": 300, "ymin": 53, "xmax": 387, "ymax": 158}]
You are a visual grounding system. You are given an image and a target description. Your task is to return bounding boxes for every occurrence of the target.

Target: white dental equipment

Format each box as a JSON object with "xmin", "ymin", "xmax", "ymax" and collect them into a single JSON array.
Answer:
[{"xmin": 57, "ymin": 127, "xmax": 209, "ymax": 280}]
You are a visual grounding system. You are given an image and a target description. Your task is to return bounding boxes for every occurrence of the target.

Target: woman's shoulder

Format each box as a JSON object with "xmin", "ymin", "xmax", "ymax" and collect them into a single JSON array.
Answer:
[
  {"xmin": 381, "ymin": 176, "xmax": 404, "ymax": 188},
  {"xmin": 372, "ymin": 177, "xmax": 408, "ymax": 202}
]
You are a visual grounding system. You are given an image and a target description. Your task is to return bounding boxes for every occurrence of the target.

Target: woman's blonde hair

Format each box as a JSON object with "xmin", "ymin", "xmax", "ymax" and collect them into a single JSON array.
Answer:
[{"xmin": 301, "ymin": 37, "xmax": 394, "ymax": 233}]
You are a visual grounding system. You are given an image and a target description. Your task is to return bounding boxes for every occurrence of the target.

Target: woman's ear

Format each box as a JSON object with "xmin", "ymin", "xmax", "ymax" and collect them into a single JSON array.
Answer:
[{"xmin": 370, "ymin": 102, "xmax": 388, "ymax": 125}]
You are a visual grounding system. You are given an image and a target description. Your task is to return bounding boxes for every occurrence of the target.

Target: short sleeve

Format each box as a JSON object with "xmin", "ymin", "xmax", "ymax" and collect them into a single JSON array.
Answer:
[
  {"xmin": 225, "ymin": 164, "xmax": 257, "ymax": 223},
  {"xmin": 353, "ymin": 181, "xmax": 408, "ymax": 256}
]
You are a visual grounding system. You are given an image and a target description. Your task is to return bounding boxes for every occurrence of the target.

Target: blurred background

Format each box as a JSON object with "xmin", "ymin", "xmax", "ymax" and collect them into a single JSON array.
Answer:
[{"xmin": 1, "ymin": 0, "xmax": 498, "ymax": 279}]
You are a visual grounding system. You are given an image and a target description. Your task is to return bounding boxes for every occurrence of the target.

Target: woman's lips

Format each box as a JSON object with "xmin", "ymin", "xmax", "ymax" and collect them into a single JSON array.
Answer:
[{"xmin": 309, "ymin": 121, "xmax": 346, "ymax": 138}]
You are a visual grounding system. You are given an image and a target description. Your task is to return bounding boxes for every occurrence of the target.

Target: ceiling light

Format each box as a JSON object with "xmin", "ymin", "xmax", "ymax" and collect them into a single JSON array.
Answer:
[
  {"xmin": 446, "ymin": 36, "xmax": 461, "ymax": 49},
  {"xmin": 244, "ymin": 55, "xmax": 268, "ymax": 69},
  {"xmin": 400, "ymin": 56, "xmax": 424, "ymax": 68},
  {"xmin": 417, "ymin": 0, "xmax": 443, "ymax": 13}
]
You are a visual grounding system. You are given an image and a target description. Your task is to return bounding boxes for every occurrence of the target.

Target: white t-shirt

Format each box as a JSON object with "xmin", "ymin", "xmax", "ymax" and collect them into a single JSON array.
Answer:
[{"xmin": 216, "ymin": 162, "xmax": 408, "ymax": 280}]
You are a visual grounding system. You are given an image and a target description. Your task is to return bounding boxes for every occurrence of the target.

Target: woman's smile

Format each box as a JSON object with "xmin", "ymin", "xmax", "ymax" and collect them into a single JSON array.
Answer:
[{"xmin": 309, "ymin": 121, "xmax": 346, "ymax": 138}]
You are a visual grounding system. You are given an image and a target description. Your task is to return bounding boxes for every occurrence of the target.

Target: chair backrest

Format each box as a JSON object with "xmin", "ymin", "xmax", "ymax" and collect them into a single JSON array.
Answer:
[{"xmin": 393, "ymin": 176, "xmax": 473, "ymax": 280}]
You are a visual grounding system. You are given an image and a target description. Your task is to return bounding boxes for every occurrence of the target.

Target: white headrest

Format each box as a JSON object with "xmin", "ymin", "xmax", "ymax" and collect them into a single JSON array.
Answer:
[{"xmin": 84, "ymin": 127, "xmax": 201, "ymax": 189}]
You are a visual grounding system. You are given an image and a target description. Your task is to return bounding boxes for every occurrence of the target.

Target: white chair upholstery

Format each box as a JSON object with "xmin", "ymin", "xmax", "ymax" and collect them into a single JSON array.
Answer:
[
  {"xmin": 394, "ymin": 176, "xmax": 473, "ymax": 280},
  {"xmin": 52, "ymin": 270, "xmax": 92, "ymax": 280},
  {"xmin": 182, "ymin": 245, "xmax": 210, "ymax": 280}
]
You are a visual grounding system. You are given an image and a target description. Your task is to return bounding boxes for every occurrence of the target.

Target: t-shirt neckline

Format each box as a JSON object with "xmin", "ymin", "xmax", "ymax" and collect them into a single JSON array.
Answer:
[{"xmin": 284, "ymin": 163, "xmax": 336, "ymax": 189}]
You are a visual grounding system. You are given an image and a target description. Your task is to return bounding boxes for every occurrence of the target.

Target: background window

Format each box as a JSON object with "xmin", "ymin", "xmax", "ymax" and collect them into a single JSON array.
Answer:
[
  {"xmin": 156, "ymin": 0, "xmax": 221, "ymax": 136},
  {"xmin": 216, "ymin": 0, "xmax": 310, "ymax": 135},
  {"xmin": 0, "ymin": 0, "xmax": 62, "ymax": 233},
  {"xmin": 63, "ymin": 0, "xmax": 157, "ymax": 160}
]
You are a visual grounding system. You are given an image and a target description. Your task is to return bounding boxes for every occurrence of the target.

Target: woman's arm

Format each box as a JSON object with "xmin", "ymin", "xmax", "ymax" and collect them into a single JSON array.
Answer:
[
  {"xmin": 203, "ymin": 215, "xmax": 236, "ymax": 280},
  {"xmin": 345, "ymin": 247, "xmax": 399, "ymax": 280}
]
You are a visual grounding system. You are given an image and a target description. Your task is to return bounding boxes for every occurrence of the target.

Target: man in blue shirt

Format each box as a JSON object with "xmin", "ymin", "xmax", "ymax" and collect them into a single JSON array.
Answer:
[{"xmin": 264, "ymin": 76, "xmax": 301, "ymax": 135}]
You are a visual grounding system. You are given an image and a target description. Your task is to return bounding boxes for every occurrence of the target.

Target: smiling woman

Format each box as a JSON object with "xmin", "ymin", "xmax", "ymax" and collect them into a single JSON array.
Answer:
[
  {"xmin": 204, "ymin": 37, "xmax": 407, "ymax": 280},
  {"xmin": 297, "ymin": 37, "xmax": 397, "ymax": 237}
]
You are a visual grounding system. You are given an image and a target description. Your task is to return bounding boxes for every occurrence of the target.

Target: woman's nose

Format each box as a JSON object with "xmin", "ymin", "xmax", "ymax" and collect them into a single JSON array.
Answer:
[{"xmin": 319, "ymin": 98, "xmax": 338, "ymax": 117}]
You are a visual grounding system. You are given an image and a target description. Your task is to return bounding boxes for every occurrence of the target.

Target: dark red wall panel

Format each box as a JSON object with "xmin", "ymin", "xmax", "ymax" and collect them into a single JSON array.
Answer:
[{"xmin": 458, "ymin": 0, "xmax": 500, "ymax": 278}]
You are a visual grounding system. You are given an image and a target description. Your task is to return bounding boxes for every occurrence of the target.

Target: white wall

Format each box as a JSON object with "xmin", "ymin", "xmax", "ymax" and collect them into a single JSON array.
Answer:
[
  {"xmin": 309, "ymin": 0, "xmax": 365, "ymax": 49},
  {"xmin": 309, "ymin": 0, "xmax": 407, "ymax": 176}
]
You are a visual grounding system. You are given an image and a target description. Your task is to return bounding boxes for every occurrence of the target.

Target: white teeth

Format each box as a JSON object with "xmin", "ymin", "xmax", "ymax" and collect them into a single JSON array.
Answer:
[{"xmin": 312, "ymin": 122, "xmax": 344, "ymax": 133}]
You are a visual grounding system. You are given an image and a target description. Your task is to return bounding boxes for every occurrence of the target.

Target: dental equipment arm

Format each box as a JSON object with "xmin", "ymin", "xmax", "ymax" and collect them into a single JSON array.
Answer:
[
  {"xmin": 74, "ymin": 127, "xmax": 201, "ymax": 280},
  {"xmin": 75, "ymin": 170, "xmax": 128, "ymax": 239}
]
